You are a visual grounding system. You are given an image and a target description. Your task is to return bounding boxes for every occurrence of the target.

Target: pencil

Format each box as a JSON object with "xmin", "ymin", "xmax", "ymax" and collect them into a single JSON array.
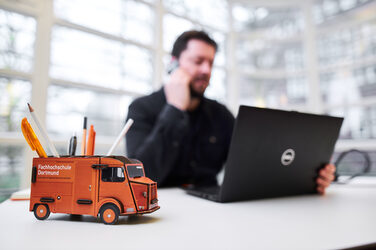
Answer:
[
  {"xmin": 27, "ymin": 103, "xmax": 60, "ymax": 158},
  {"xmin": 81, "ymin": 117, "xmax": 87, "ymax": 155},
  {"xmin": 106, "ymin": 119, "xmax": 134, "ymax": 156},
  {"xmin": 68, "ymin": 134, "xmax": 77, "ymax": 156},
  {"xmin": 86, "ymin": 125, "xmax": 95, "ymax": 156}
]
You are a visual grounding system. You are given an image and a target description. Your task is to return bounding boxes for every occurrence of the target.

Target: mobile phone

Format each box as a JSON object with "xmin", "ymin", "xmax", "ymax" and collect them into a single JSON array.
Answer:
[
  {"xmin": 166, "ymin": 59, "xmax": 203, "ymax": 98},
  {"xmin": 167, "ymin": 59, "xmax": 179, "ymax": 74}
]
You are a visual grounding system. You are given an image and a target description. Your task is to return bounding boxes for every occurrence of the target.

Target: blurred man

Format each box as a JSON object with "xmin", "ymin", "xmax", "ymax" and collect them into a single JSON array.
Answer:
[{"xmin": 126, "ymin": 30, "xmax": 335, "ymax": 194}]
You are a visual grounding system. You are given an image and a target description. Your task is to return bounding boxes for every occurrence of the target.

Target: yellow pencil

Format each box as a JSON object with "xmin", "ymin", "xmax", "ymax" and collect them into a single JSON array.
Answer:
[{"xmin": 21, "ymin": 117, "xmax": 47, "ymax": 158}]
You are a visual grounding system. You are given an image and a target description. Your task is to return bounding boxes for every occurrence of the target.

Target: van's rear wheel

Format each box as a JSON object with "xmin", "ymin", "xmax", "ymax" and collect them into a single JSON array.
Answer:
[
  {"xmin": 34, "ymin": 204, "xmax": 50, "ymax": 220},
  {"xmin": 100, "ymin": 204, "xmax": 119, "ymax": 225}
]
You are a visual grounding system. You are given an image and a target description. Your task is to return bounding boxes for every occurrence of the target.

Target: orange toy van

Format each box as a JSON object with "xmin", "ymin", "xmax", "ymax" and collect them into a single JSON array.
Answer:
[{"xmin": 29, "ymin": 156, "xmax": 159, "ymax": 224}]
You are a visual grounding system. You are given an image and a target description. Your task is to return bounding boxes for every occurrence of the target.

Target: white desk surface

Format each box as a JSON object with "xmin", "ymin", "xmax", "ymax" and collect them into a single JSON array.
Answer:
[{"xmin": 1, "ymin": 180, "xmax": 376, "ymax": 250}]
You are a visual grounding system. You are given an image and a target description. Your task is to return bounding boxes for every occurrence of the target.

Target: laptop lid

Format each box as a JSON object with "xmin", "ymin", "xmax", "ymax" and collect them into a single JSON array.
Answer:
[{"xmin": 219, "ymin": 105, "xmax": 343, "ymax": 202}]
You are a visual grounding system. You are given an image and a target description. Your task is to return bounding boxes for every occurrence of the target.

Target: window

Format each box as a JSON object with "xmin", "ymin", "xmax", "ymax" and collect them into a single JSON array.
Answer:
[
  {"xmin": 46, "ymin": 85, "xmax": 132, "ymax": 137},
  {"xmin": 50, "ymin": 26, "xmax": 153, "ymax": 93},
  {"xmin": 0, "ymin": 7, "xmax": 35, "ymax": 202},
  {"xmin": 0, "ymin": 9, "xmax": 36, "ymax": 72},
  {"xmin": 0, "ymin": 77, "xmax": 32, "ymax": 133},
  {"xmin": 126, "ymin": 165, "xmax": 144, "ymax": 178},
  {"xmin": 47, "ymin": 0, "xmax": 155, "ymax": 153},
  {"xmin": 232, "ymin": 4, "xmax": 307, "ymax": 110},
  {"xmin": 54, "ymin": 0, "xmax": 155, "ymax": 46},
  {"xmin": 318, "ymin": 3, "xmax": 376, "ymax": 140},
  {"xmin": 0, "ymin": 145, "xmax": 24, "ymax": 202},
  {"xmin": 101, "ymin": 167, "xmax": 125, "ymax": 182},
  {"xmin": 163, "ymin": 14, "xmax": 195, "ymax": 52},
  {"xmin": 313, "ymin": 0, "xmax": 373, "ymax": 24},
  {"xmin": 232, "ymin": 5, "xmax": 304, "ymax": 37},
  {"xmin": 163, "ymin": 0, "xmax": 228, "ymax": 31}
]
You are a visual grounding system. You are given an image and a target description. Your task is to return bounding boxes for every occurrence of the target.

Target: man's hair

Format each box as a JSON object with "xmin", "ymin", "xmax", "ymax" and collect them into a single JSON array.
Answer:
[{"xmin": 171, "ymin": 30, "xmax": 218, "ymax": 59}]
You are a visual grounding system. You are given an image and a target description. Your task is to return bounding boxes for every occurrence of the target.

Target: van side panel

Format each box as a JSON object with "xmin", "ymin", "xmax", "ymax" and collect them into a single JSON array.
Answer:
[
  {"xmin": 30, "ymin": 158, "xmax": 76, "ymax": 213},
  {"xmin": 31, "ymin": 182, "xmax": 73, "ymax": 213},
  {"xmin": 72, "ymin": 158, "xmax": 99, "ymax": 216}
]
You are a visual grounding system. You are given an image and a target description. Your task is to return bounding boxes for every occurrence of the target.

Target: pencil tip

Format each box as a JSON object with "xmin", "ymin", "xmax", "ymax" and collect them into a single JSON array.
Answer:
[
  {"xmin": 27, "ymin": 103, "xmax": 33, "ymax": 112},
  {"xmin": 83, "ymin": 117, "xmax": 87, "ymax": 129}
]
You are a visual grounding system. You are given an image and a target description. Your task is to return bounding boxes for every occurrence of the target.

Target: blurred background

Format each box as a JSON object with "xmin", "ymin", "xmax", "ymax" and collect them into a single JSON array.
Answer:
[{"xmin": 1, "ymin": 0, "xmax": 376, "ymax": 201}]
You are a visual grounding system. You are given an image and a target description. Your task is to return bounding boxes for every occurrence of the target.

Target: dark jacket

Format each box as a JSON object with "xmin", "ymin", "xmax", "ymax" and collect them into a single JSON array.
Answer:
[{"xmin": 126, "ymin": 88, "xmax": 234, "ymax": 187}]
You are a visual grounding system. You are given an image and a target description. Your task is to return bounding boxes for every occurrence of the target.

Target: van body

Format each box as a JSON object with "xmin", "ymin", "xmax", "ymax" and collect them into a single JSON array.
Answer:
[{"xmin": 29, "ymin": 155, "xmax": 159, "ymax": 224}]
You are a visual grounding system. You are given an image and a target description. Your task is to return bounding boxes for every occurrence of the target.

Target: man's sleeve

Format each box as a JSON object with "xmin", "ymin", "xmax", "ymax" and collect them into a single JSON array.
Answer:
[{"xmin": 126, "ymin": 100, "xmax": 189, "ymax": 186}]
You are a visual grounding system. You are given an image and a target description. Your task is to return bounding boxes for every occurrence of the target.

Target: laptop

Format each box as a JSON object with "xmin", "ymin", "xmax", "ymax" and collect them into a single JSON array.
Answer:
[{"xmin": 186, "ymin": 105, "xmax": 343, "ymax": 202}]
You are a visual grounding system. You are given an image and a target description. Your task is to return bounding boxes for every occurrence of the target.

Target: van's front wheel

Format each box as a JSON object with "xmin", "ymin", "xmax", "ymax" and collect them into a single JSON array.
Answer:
[
  {"xmin": 100, "ymin": 204, "xmax": 119, "ymax": 225},
  {"xmin": 34, "ymin": 204, "xmax": 50, "ymax": 220}
]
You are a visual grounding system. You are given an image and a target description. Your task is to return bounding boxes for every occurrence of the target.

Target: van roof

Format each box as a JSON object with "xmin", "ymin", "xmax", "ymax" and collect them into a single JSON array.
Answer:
[{"xmin": 107, "ymin": 156, "xmax": 141, "ymax": 165}]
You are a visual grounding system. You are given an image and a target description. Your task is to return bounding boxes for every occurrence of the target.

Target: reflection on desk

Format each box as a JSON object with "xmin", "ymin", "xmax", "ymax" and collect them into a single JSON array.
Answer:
[{"xmin": 1, "ymin": 180, "xmax": 376, "ymax": 250}]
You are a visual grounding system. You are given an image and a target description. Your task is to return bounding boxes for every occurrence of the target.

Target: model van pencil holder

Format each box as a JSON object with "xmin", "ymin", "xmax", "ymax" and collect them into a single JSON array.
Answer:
[{"xmin": 22, "ymin": 106, "xmax": 159, "ymax": 225}]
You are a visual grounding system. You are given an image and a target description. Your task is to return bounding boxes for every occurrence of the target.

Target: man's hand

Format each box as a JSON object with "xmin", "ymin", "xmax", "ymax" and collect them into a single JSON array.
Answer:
[
  {"xmin": 316, "ymin": 164, "xmax": 336, "ymax": 195},
  {"xmin": 164, "ymin": 68, "xmax": 192, "ymax": 111}
]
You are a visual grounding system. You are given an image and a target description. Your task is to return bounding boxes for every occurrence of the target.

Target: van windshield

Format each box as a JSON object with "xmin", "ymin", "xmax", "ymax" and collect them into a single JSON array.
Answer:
[{"xmin": 127, "ymin": 165, "xmax": 145, "ymax": 178}]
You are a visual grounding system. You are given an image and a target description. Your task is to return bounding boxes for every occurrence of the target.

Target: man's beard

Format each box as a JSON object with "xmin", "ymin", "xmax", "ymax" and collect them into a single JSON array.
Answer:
[
  {"xmin": 190, "ymin": 75, "xmax": 209, "ymax": 99},
  {"xmin": 190, "ymin": 85, "xmax": 204, "ymax": 99}
]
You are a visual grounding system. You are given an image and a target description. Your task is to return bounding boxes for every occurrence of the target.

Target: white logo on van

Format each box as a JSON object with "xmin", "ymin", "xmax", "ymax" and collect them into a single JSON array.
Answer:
[{"xmin": 281, "ymin": 149, "xmax": 295, "ymax": 166}]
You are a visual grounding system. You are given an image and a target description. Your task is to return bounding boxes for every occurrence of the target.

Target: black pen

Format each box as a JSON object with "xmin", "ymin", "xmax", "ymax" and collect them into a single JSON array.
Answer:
[{"xmin": 68, "ymin": 134, "xmax": 77, "ymax": 156}]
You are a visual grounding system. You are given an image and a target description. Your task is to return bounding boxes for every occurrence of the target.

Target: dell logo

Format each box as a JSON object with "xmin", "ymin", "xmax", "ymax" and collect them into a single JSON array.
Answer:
[{"xmin": 281, "ymin": 149, "xmax": 295, "ymax": 166}]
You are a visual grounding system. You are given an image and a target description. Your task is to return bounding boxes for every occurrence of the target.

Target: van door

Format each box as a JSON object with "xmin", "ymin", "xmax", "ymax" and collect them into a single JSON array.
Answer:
[
  {"xmin": 72, "ymin": 158, "xmax": 99, "ymax": 216},
  {"xmin": 99, "ymin": 158, "xmax": 136, "ymax": 214}
]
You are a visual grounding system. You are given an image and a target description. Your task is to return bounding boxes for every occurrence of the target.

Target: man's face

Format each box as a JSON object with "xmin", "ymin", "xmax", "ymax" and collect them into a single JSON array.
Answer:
[{"xmin": 178, "ymin": 39, "xmax": 216, "ymax": 97}]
